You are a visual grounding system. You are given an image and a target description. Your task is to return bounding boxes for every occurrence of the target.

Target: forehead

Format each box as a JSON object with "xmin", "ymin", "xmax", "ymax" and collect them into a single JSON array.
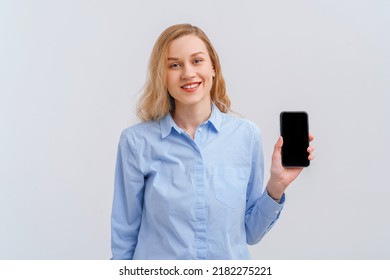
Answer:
[{"xmin": 167, "ymin": 34, "xmax": 209, "ymax": 57}]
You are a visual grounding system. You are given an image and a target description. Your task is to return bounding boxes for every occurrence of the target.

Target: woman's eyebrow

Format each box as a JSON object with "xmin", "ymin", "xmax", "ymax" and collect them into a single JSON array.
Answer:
[
  {"xmin": 168, "ymin": 52, "xmax": 205, "ymax": 61},
  {"xmin": 191, "ymin": 52, "xmax": 205, "ymax": 57}
]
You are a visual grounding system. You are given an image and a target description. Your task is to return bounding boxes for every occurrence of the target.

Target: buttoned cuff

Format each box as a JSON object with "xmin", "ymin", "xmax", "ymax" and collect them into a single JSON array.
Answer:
[{"xmin": 255, "ymin": 191, "xmax": 285, "ymax": 220}]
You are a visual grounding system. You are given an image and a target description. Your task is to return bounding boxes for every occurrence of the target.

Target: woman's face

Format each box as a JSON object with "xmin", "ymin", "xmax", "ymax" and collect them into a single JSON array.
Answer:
[{"xmin": 166, "ymin": 34, "xmax": 214, "ymax": 110}]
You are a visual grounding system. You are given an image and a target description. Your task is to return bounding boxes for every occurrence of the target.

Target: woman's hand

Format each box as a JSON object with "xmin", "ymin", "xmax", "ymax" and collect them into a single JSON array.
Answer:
[{"xmin": 266, "ymin": 134, "xmax": 315, "ymax": 201}]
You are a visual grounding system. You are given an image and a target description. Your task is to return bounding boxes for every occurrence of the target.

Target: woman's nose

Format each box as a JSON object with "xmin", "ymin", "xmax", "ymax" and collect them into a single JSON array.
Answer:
[{"xmin": 181, "ymin": 64, "xmax": 196, "ymax": 79}]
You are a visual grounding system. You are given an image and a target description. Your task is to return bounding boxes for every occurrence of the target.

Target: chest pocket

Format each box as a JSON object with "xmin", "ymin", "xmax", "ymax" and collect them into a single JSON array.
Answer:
[{"xmin": 213, "ymin": 166, "xmax": 249, "ymax": 209}]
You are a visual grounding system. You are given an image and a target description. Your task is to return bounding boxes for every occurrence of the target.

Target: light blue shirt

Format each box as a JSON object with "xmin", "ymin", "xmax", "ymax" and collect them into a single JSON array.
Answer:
[{"xmin": 111, "ymin": 105, "xmax": 285, "ymax": 260}]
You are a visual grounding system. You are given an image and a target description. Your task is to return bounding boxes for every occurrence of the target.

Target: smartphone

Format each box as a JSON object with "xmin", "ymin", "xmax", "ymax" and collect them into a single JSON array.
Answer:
[{"xmin": 280, "ymin": 111, "xmax": 310, "ymax": 167}]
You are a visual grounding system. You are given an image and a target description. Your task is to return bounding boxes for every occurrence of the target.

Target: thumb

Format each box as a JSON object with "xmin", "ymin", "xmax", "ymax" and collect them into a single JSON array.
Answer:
[
  {"xmin": 275, "ymin": 136, "xmax": 283, "ymax": 151},
  {"xmin": 272, "ymin": 136, "xmax": 283, "ymax": 160}
]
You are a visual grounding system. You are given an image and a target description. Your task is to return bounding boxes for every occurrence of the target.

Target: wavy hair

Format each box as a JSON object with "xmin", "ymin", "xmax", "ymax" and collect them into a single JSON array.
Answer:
[{"xmin": 137, "ymin": 23, "xmax": 231, "ymax": 121}]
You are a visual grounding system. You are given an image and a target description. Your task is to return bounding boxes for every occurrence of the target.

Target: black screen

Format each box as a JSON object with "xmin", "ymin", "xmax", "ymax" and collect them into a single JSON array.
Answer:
[{"xmin": 280, "ymin": 112, "xmax": 310, "ymax": 167}]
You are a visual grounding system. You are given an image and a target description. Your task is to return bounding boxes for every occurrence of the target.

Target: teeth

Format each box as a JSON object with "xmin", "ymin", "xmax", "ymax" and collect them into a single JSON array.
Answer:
[{"xmin": 182, "ymin": 83, "xmax": 199, "ymax": 89}]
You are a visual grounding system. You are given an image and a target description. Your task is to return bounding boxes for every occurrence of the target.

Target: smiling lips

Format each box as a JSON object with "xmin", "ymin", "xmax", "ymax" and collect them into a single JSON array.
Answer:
[{"xmin": 181, "ymin": 82, "xmax": 201, "ymax": 92}]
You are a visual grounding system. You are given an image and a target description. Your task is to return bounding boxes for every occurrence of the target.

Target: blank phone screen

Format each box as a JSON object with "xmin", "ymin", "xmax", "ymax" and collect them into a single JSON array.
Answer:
[{"xmin": 280, "ymin": 112, "xmax": 310, "ymax": 167}]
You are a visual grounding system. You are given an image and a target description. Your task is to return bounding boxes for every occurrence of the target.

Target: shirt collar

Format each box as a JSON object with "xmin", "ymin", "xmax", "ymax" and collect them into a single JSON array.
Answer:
[
  {"xmin": 208, "ymin": 103, "xmax": 222, "ymax": 132},
  {"xmin": 160, "ymin": 113, "xmax": 182, "ymax": 139},
  {"xmin": 159, "ymin": 103, "xmax": 222, "ymax": 139}
]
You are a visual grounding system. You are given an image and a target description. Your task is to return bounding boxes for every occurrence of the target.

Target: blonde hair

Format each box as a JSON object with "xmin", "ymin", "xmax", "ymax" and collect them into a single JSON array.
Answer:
[{"xmin": 137, "ymin": 23, "xmax": 231, "ymax": 121}]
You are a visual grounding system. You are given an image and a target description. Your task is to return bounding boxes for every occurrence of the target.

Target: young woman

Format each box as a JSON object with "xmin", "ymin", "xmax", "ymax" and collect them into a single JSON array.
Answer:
[{"xmin": 111, "ymin": 23, "xmax": 314, "ymax": 260}]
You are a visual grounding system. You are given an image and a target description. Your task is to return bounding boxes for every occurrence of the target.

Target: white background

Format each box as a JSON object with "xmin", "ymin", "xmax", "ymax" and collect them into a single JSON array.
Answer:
[{"xmin": 1, "ymin": 0, "xmax": 389, "ymax": 259}]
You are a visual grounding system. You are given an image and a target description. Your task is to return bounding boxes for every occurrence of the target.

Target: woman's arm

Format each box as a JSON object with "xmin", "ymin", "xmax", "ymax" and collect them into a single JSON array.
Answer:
[
  {"xmin": 111, "ymin": 131, "xmax": 145, "ymax": 260},
  {"xmin": 245, "ymin": 126, "xmax": 285, "ymax": 244}
]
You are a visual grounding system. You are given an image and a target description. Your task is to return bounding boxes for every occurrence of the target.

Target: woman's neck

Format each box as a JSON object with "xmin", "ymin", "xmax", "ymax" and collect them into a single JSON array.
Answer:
[{"xmin": 173, "ymin": 103, "xmax": 212, "ymax": 139}]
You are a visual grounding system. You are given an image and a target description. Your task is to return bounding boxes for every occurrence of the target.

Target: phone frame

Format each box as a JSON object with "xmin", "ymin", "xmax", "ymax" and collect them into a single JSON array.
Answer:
[{"xmin": 280, "ymin": 111, "xmax": 310, "ymax": 168}]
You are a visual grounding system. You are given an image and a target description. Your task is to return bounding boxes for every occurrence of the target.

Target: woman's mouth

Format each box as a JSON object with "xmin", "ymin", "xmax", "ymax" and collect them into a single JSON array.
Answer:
[{"xmin": 181, "ymin": 82, "xmax": 201, "ymax": 91}]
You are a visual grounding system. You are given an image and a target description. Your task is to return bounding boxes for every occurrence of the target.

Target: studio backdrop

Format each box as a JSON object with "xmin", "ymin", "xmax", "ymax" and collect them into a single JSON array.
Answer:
[{"xmin": 1, "ymin": 0, "xmax": 389, "ymax": 259}]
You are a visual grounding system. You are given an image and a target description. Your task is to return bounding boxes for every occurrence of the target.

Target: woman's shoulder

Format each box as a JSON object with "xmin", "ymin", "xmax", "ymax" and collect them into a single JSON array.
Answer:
[
  {"xmin": 119, "ymin": 120, "xmax": 160, "ymax": 141},
  {"xmin": 221, "ymin": 112, "xmax": 261, "ymax": 134}
]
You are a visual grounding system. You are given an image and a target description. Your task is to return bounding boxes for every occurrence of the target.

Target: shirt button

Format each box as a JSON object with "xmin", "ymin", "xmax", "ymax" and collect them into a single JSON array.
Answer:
[{"xmin": 197, "ymin": 128, "xmax": 202, "ymax": 132}]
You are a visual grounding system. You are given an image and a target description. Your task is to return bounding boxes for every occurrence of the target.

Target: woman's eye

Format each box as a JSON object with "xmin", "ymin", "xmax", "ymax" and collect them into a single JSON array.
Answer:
[
  {"xmin": 194, "ymin": 58, "xmax": 202, "ymax": 64},
  {"xmin": 170, "ymin": 63, "xmax": 180, "ymax": 69}
]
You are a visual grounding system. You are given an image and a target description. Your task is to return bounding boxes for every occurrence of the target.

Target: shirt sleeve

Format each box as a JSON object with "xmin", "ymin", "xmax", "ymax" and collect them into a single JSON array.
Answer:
[
  {"xmin": 245, "ymin": 125, "xmax": 285, "ymax": 245},
  {"xmin": 111, "ymin": 130, "xmax": 145, "ymax": 259}
]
